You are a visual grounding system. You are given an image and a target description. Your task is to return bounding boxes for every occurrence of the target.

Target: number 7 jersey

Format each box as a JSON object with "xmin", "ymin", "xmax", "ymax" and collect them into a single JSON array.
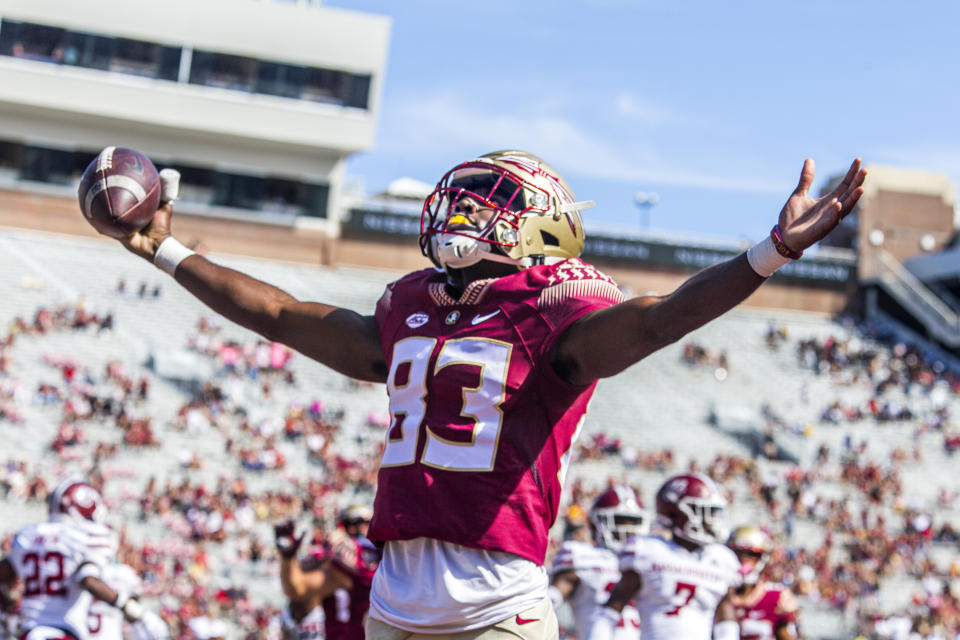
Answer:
[
  {"xmin": 371, "ymin": 259, "xmax": 624, "ymax": 564},
  {"xmin": 620, "ymin": 535, "xmax": 740, "ymax": 640}
]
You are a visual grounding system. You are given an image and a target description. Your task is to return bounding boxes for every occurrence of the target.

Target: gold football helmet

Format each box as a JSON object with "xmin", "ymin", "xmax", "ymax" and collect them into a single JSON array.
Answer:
[
  {"xmin": 727, "ymin": 525, "xmax": 772, "ymax": 584},
  {"xmin": 420, "ymin": 150, "xmax": 593, "ymax": 270}
]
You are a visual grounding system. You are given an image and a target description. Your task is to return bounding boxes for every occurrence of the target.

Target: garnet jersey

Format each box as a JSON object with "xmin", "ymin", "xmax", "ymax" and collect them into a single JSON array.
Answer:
[
  {"xmin": 732, "ymin": 583, "xmax": 798, "ymax": 640},
  {"xmin": 281, "ymin": 604, "xmax": 325, "ymax": 640},
  {"xmin": 7, "ymin": 521, "xmax": 117, "ymax": 639},
  {"xmin": 84, "ymin": 564, "xmax": 140, "ymax": 640},
  {"xmin": 371, "ymin": 259, "xmax": 624, "ymax": 564},
  {"xmin": 549, "ymin": 541, "xmax": 640, "ymax": 639},
  {"xmin": 620, "ymin": 535, "xmax": 740, "ymax": 640},
  {"xmin": 324, "ymin": 537, "xmax": 380, "ymax": 640}
]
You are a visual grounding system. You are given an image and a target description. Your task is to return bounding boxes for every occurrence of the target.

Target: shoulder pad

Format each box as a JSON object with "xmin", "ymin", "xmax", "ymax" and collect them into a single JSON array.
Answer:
[{"xmin": 538, "ymin": 259, "xmax": 624, "ymax": 310}]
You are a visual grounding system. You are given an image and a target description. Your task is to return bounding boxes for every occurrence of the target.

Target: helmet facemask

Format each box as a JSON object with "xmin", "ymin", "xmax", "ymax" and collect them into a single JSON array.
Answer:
[
  {"xmin": 420, "ymin": 152, "xmax": 593, "ymax": 272},
  {"xmin": 675, "ymin": 497, "xmax": 728, "ymax": 546},
  {"xmin": 592, "ymin": 511, "xmax": 649, "ymax": 553}
]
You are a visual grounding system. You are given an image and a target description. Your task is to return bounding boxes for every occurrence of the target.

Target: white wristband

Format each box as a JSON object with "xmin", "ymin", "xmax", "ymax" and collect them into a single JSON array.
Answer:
[
  {"xmin": 121, "ymin": 598, "xmax": 145, "ymax": 621},
  {"xmin": 746, "ymin": 235, "xmax": 790, "ymax": 278},
  {"xmin": 154, "ymin": 237, "xmax": 196, "ymax": 276}
]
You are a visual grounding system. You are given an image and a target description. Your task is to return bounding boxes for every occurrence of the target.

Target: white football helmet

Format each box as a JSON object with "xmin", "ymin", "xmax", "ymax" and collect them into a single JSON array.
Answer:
[
  {"xmin": 48, "ymin": 474, "xmax": 106, "ymax": 524},
  {"xmin": 589, "ymin": 485, "xmax": 648, "ymax": 552},
  {"xmin": 420, "ymin": 150, "xmax": 593, "ymax": 271},
  {"xmin": 655, "ymin": 473, "xmax": 728, "ymax": 546}
]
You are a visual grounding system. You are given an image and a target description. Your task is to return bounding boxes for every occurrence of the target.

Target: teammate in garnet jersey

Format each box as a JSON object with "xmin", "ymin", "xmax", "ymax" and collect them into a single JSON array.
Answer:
[
  {"xmin": 0, "ymin": 476, "xmax": 163, "ymax": 640},
  {"xmin": 275, "ymin": 509, "xmax": 380, "ymax": 640},
  {"xmin": 548, "ymin": 486, "xmax": 646, "ymax": 639},
  {"xmin": 590, "ymin": 474, "xmax": 742, "ymax": 640},
  {"xmin": 98, "ymin": 149, "xmax": 864, "ymax": 637},
  {"xmin": 727, "ymin": 527, "xmax": 799, "ymax": 640}
]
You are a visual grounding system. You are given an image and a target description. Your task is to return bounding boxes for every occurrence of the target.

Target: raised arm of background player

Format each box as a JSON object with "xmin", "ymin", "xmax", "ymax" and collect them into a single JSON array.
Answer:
[
  {"xmin": 115, "ymin": 158, "xmax": 863, "ymax": 386},
  {"xmin": 274, "ymin": 521, "xmax": 353, "ymax": 604},
  {"xmin": 0, "ymin": 558, "xmax": 149, "ymax": 624}
]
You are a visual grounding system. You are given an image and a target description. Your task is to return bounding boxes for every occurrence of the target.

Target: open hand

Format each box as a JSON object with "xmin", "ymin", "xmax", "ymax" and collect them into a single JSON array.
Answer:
[
  {"xmin": 778, "ymin": 158, "xmax": 867, "ymax": 254},
  {"xmin": 274, "ymin": 519, "xmax": 304, "ymax": 558}
]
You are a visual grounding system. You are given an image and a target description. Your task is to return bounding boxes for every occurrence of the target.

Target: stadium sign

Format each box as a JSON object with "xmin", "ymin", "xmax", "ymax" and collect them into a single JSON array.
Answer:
[{"xmin": 345, "ymin": 208, "xmax": 856, "ymax": 287}]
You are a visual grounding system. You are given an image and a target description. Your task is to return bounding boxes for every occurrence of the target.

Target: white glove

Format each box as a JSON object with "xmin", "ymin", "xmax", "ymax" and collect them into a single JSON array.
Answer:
[
  {"xmin": 159, "ymin": 169, "xmax": 180, "ymax": 203},
  {"xmin": 132, "ymin": 610, "xmax": 170, "ymax": 640}
]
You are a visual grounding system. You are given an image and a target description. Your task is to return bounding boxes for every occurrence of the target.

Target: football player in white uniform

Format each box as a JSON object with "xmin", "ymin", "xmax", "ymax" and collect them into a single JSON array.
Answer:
[
  {"xmin": 548, "ymin": 486, "xmax": 646, "ymax": 639},
  {"xmin": 0, "ymin": 476, "xmax": 161, "ymax": 640},
  {"xmin": 82, "ymin": 563, "xmax": 169, "ymax": 640},
  {"xmin": 589, "ymin": 473, "xmax": 741, "ymax": 640}
]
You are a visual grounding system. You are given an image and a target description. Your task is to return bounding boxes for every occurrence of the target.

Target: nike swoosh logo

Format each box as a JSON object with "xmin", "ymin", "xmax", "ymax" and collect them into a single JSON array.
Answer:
[
  {"xmin": 125, "ymin": 155, "xmax": 144, "ymax": 174},
  {"xmin": 471, "ymin": 310, "xmax": 501, "ymax": 325},
  {"xmin": 516, "ymin": 615, "xmax": 539, "ymax": 625}
]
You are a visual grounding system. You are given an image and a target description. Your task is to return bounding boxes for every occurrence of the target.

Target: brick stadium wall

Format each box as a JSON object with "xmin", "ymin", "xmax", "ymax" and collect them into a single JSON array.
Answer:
[{"xmin": 0, "ymin": 188, "xmax": 851, "ymax": 314}]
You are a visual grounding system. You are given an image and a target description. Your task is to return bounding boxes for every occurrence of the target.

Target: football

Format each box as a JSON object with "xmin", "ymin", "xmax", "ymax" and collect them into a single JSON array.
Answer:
[{"xmin": 78, "ymin": 146, "xmax": 160, "ymax": 238}]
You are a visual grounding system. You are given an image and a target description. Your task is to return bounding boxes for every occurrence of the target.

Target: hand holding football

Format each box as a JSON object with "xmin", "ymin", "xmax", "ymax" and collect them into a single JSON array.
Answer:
[{"xmin": 78, "ymin": 147, "xmax": 160, "ymax": 239}]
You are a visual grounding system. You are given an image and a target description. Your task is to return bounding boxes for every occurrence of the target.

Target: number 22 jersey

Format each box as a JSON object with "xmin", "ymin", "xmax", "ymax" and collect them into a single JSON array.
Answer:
[
  {"xmin": 370, "ymin": 259, "xmax": 624, "ymax": 565},
  {"xmin": 8, "ymin": 520, "xmax": 116, "ymax": 639}
]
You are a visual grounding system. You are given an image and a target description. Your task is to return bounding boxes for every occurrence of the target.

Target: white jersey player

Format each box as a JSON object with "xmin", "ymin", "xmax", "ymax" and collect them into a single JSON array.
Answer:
[
  {"xmin": 549, "ymin": 486, "xmax": 646, "ymax": 639},
  {"xmin": 82, "ymin": 563, "xmax": 168, "ymax": 640},
  {"xmin": 589, "ymin": 473, "xmax": 742, "ymax": 640},
  {"xmin": 0, "ymin": 476, "xmax": 162, "ymax": 640}
]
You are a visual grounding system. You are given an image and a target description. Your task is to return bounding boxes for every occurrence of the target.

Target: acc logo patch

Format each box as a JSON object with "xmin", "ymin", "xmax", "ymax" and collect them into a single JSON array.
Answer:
[{"xmin": 406, "ymin": 312, "xmax": 429, "ymax": 328}]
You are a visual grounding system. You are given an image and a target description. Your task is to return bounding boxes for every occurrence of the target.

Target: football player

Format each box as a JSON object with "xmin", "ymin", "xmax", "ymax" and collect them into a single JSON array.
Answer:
[
  {"xmin": 102, "ymin": 150, "xmax": 864, "ymax": 636},
  {"xmin": 0, "ymin": 476, "xmax": 162, "ymax": 640},
  {"xmin": 549, "ymin": 486, "xmax": 646, "ymax": 639},
  {"xmin": 83, "ymin": 562, "xmax": 169, "ymax": 640},
  {"xmin": 589, "ymin": 473, "xmax": 742, "ymax": 640},
  {"xmin": 727, "ymin": 526, "xmax": 799, "ymax": 640},
  {"xmin": 275, "ymin": 513, "xmax": 380, "ymax": 640}
]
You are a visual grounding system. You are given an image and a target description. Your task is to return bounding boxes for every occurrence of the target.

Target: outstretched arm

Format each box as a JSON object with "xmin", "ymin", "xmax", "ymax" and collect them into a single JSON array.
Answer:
[
  {"xmin": 111, "ymin": 190, "xmax": 387, "ymax": 383},
  {"xmin": 553, "ymin": 158, "xmax": 866, "ymax": 385},
  {"xmin": 280, "ymin": 556, "xmax": 351, "ymax": 602},
  {"xmin": 80, "ymin": 575, "xmax": 145, "ymax": 623}
]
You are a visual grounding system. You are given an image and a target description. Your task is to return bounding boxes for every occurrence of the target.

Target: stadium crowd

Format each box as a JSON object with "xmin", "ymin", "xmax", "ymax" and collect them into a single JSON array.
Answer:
[{"xmin": 2, "ymin": 294, "xmax": 960, "ymax": 638}]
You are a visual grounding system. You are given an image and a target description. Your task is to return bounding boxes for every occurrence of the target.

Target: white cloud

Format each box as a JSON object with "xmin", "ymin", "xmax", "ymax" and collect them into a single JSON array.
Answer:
[
  {"xmin": 379, "ymin": 92, "xmax": 785, "ymax": 194},
  {"xmin": 613, "ymin": 93, "xmax": 700, "ymax": 127}
]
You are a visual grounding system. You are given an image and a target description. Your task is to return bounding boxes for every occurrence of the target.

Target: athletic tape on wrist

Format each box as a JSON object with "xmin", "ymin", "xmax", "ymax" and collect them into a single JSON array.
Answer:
[
  {"xmin": 746, "ymin": 236, "xmax": 790, "ymax": 278},
  {"xmin": 154, "ymin": 237, "xmax": 195, "ymax": 276},
  {"xmin": 122, "ymin": 598, "xmax": 145, "ymax": 621},
  {"xmin": 159, "ymin": 168, "xmax": 181, "ymax": 202}
]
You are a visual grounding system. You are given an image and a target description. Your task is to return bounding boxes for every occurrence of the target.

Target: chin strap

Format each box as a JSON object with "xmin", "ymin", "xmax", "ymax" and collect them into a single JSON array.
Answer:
[{"xmin": 432, "ymin": 233, "xmax": 522, "ymax": 270}]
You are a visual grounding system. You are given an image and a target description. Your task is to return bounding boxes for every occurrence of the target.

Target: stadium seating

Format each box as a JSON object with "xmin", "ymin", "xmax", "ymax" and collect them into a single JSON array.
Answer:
[{"xmin": 2, "ymin": 228, "xmax": 960, "ymax": 639}]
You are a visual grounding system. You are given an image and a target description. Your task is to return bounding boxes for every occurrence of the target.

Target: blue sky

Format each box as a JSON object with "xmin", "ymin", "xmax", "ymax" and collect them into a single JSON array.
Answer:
[{"xmin": 325, "ymin": 0, "xmax": 959, "ymax": 244}]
